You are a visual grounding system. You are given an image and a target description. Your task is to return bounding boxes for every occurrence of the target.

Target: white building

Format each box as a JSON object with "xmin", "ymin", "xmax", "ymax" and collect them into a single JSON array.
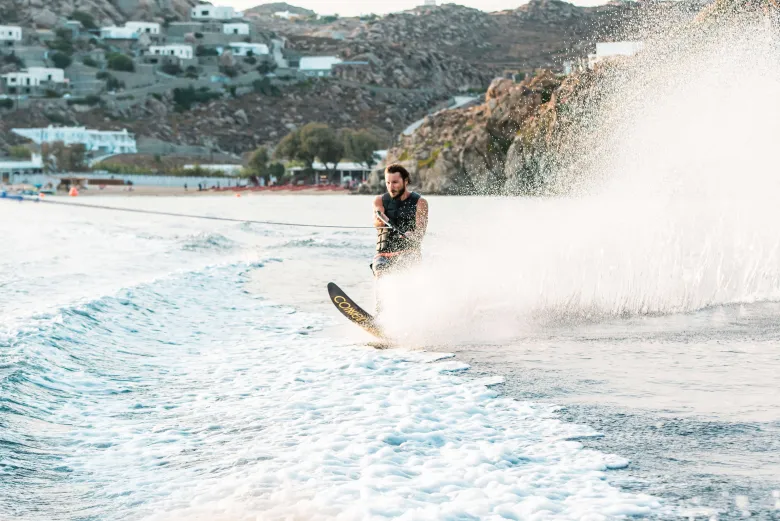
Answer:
[
  {"xmin": 27, "ymin": 67, "xmax": 66, "ymax": 83},
  {"xmin": 100, "ymin": 26, "xmax": 139, "ymax": 40},
  {"xmin": 191, "ymin": 4, "xmax": 238, "ymax": 20},
  {"xmin": 2, "ymin": 72, "xmax": 41, "ymax": 89},
  {"xmin": 273, "ymin": 11, "xmax": 295, "ymax": 19},
  {"xmin": 1, "ymin": 68, "xmax": 66, "ymax": 91},
  {"xmin": 588, "ymin": 41, "xmax": 644, "ymax": 69},
  {"xmin": 299, "ymin": 56, "xmax": 343, "ymax": 77},
  {"xmin": 0, "ymin": 25, "xmax": 22, "ymax": 42},
  {"xmin": 288, "ymin": 161, "xmax": 373, "ymax": 185},
  {"xmin": 183, "ymin": 163, "xmax": 243, "ymax": 175},
  {"xmin": 12, "ymin": 127, "xmax": 137, "ymax": 155},
  {"xmin": 0, "ymin": 154, "xmax": 44, "ymax": 182},
  {"xmin": 223, "ymin": 23, "xmax": 250, "ymax": 35},
  {"xmin": 148, "ymin": 45, "xmax": 194, "ymax": 60},
  {"xmin": 124, "ymin": 21, "xmax": 161, "ymax": 35},
  {"xmin": 225, "ymin": 42, "xmax": 269, "ymax": 56}
]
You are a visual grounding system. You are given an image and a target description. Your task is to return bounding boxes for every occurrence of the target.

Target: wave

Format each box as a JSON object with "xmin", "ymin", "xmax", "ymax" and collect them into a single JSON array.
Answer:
[{"xmin": 179, "ymin": 233, "xmax": 237, "ymax": 252}]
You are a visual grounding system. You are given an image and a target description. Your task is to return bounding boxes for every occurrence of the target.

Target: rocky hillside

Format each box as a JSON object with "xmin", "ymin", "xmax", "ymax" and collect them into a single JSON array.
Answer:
[
  {"xmin": 0, "ymin": 82, "xmax": 448, "ymax": 155},
  {"xmin": 243, "ymin": 2, "xmax": 316, "ymax": 17},
  {"xmin": 0, "ymin": 0, "xmax": 199, "ymax": 27},
  {"xmin": 0, "ymin": 0, "xmax": 698, "ymax": 169},
  {"xmin": 380, "ymin": 69, "xmax": 600, "ymax": 195}
]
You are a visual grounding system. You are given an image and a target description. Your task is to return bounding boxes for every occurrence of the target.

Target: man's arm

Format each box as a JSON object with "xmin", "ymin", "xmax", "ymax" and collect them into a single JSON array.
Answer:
[
  {"xmin": 373, "ymin": 195, "xmax": 386, "ymax": 227},
  {"xmin": 413, "ymin": 197, "xmax": 429, "ymax": 242}
]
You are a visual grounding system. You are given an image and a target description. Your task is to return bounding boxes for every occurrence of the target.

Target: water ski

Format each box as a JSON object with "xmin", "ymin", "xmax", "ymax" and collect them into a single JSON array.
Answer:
[{"xmin": 327, "ymin": 282, "xmax": 385, "ymax": 340}]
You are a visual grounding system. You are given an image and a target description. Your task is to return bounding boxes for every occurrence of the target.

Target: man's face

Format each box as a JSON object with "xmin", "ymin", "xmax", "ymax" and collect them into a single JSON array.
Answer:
[{"xmin": 385, "ymin": 172, "xmax": 407, "ymax": 198}]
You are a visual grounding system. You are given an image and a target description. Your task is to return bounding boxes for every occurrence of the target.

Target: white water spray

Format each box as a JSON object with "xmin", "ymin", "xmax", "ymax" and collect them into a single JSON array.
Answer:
[{"xmin": 378, "ymin": 16, "xmax": 780, "ymax": 343}]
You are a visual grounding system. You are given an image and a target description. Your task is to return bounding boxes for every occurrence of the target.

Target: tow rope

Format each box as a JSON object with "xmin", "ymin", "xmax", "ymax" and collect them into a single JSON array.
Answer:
[{"xmin": 1, "ymin": 192, "xmax": 387, "ymax": 230}]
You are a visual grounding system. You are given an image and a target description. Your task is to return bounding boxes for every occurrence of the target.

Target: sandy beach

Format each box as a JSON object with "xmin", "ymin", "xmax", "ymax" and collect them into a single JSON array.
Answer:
[{"xmin": 5, "ymin": 184, "xmax": 354, "ymax": 197}]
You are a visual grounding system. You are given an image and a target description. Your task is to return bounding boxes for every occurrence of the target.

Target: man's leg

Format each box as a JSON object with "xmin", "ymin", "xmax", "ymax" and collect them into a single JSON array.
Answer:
[{"xmin": 371, "ymin": 256, "xmax": 392, "ymax": 316}]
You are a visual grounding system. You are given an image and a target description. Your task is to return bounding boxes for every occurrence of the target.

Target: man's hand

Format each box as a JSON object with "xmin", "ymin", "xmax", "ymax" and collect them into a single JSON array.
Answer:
[{"xmin": 373, "ymin": 195, "xmax": 387, "ymax": 227}]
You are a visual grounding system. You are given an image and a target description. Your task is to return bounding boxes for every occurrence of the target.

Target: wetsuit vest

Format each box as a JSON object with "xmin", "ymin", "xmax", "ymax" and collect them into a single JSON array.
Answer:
[{"xmin": 376, "ymin": 192, "xmax": 421, "ymax": 254}]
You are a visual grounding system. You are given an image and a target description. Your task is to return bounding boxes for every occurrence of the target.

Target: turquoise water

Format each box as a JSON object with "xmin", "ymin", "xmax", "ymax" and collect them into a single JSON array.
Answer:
[{"xmin": 1, "ymin": 195, "xmax": 778, "ymax": 520}]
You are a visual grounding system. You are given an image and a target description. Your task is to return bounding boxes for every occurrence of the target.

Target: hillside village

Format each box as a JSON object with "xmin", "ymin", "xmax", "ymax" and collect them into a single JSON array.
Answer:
[
  {"xmin": 0, "ymin": 4, "xmax": 349, "ymax": 102},
  {"xmin": 0, "ymin": 0, "xmax": 670, "ymax": 193}
]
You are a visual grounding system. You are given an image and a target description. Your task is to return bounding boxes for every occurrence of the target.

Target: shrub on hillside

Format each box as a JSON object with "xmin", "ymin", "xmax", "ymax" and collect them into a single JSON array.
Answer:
[
  {"xmin": 107, "ymin": 53, "xmax": 135, "ymax": 72},
  {"xmin": 252, "ymin": 77, "xmax": 280, "ymax": 96},
  {"xmin": 50, "ymin": 52, "xmax": 72, "ymax": 69},
  {"xmin": 105, "ymin": 75, "xmax": 125, "ymax": 91},
  {"xmin": 3, "ymin": 52, "xmax": 24, "ymax": 67},
  {"xmin": 196, "ymin": 45, "xmax": 218, "ymax": 57},
  {"xmin": 172, "ymin": 85, "xmax": 220, "ymax": 111},
  {"xmin": 47, "ymin": 35, "xmax": 74, "ymax": 55},
  {"xmin": 67, "ymin": 95, "xmax": 101, "ymax": 106},
  {"xmin": 70, "ymin": 10, "xmax": 97, "ymax": 30},
  {"xmin": 161, "ymin": 62, "xmax": 182, "ymax": 76}
]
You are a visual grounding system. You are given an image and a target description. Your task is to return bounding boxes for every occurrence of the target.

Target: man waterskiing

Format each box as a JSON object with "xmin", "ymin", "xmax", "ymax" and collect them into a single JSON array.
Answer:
[
  {"xmin": 325, "ymin": 164, "xmax": 428, "ymax": 339},
  {"xmin": 371, "ymin": 164, "xmax": 429, "ymax": 313}
]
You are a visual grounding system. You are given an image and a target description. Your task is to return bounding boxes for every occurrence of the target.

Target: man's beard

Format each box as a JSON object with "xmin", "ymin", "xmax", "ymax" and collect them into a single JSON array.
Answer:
[{"xmin": 390, "ymin": 186, "xmax": 406, "ymax": 199}]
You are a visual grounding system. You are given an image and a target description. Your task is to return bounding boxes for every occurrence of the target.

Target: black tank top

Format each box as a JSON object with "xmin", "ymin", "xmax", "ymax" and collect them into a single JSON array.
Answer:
[{"xmin": 376, "ymin": 192, "xmax": 421, "ymax": 254}]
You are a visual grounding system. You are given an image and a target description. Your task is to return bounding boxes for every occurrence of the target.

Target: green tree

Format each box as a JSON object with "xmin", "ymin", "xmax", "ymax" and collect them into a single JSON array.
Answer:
[
  {"xmin": 50, "ymin": 51, "xmax": 72, "ymax": 69},
  {"xmin": 343, "ymin": 129, "xmax": 381, "ymax": 168},
  {"xmin": 50, "ymin": 30, "xmax": 75, "ymax": 54},
  {"xmin": 300, "ymin": 123, "xmax": 343, "ymax": 178},
  {"xmin": 107, "ymin": 53, "xmax": 135, "ymax": 72},
  {"xmin": 267, "ymin": 162, "xmax": 285, "ymax": 183},
  {"xmin": 246, "ymin": 146, "xmax": 270, "ymax": 182},
  {"xmin": 8, "ymin": 145, "xmax": 31, "ymax": 159},
  {"xmin": 275, "ymin": 123, "xmax": 344, "ymax": 181},
  {"xmin": 70, "ymin": 10, "xmax": 97, "ymax": 30},
  {"xmin": 42, "ymin": 142, "xmax": 87, "ymax": 172},
  {"xmin": 275, "ymin": 128, "xmax": 309, "ymax": 167}
]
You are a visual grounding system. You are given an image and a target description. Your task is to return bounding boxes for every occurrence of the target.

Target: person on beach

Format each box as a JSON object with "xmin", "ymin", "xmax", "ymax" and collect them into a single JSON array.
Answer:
[{"xmin": 371, "ymin": 164, "xmax": 429, "ymax": 278}]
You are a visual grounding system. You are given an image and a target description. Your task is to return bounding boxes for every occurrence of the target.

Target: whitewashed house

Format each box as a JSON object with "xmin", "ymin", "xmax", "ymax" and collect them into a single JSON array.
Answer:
[
  {"xmin": 299, "ymin": 56, "xmax": 343, "ymax": 77},
  {"xmin": 588, "ymin": 41, "xmax": 644, "ymax": 69},
  {"xmin": 27, "ymin": 68, "xmax": 66, "ymax": 83},
  {"xmin": 191, "ymin": 4, "xmax": 238, "ymax": 20},
  {"xmin": 0, "ymin": 154, "xmax": 44, "ymax": 183},
  {"xmin": 288, "ymin": 161, "xmax": 373, "ymax": 185},
  {"xmin": 1, "ymin": 71, "xmax": 41, "ymax": 90},
  {"xmin": 2, "ymin": 68, "xmax": 66, "ymax": 93},
  {"xmin": 12, "ymin": 127, "xmax": 137, "ymax": 155},
  {"xmin": 124, "ymin": 21, "xmax": 161, "ymax": 35},
  {"xmin": 148, "ymin": 45, "xmax": 194, "ymax": 60},
  {"xmin": 273, "ymin": 11, "xmax": 294, "ymax": 20},
  {"xmin": 223, "ymin": 23, "xmax": 250, "ymax": 35},
  {"xmin": 225, "ymin": 42, "xmax": 269, "ymax": 56},
  {"xmin": 100, "ymin": 26, "xmax": 139, "ymax": 40},
  {"xmin": 0, "ymin": 25, "xmax": 23, "ymax": 43}
]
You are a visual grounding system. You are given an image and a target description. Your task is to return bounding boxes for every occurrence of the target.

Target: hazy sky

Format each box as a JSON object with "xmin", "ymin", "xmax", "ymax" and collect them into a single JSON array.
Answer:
[{"xmin": 223, "ymin": 0, "xmax": 608, "ymax": 17}]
